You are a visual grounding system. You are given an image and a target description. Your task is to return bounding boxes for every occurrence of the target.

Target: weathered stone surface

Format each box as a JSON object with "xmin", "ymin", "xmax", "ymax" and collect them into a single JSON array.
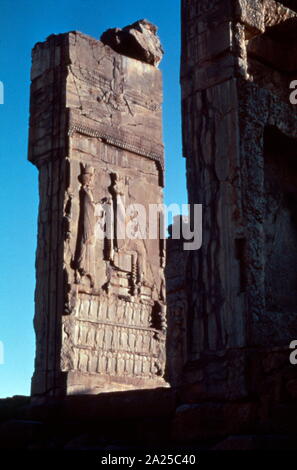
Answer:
[
  {"xmin": 165, "ymin": 220, "xmax": 189, "ymax": 386},
  {"xmin": 177, "ymin": 0, "xmax": 297, "ymax": 425},
  {"xmin": 101, "ymin": 20, "xmax": 164, "ymax": 67},
  {"xmin": 28, "ymin": 24, "xmax": 167, "ymax": 396},
  {"xmin": 264, "ymin": 0, "xmax": 297, "ymax": 28}
]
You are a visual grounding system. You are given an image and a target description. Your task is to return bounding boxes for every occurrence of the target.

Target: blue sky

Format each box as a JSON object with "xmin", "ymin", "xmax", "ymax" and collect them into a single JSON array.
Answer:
[{"xmin": 0, "ymin": 0, "xmax": 186, "ymax": 398}]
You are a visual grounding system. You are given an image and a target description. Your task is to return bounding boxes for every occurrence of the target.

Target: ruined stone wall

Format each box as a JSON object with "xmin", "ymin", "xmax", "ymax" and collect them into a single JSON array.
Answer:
[
  {"xmin": 29, "ymin": 23, "xmax": 167, "ymax": 396},
  {"xmin": 178, "ymin": 0, "xmax": 297, "ymax": 409},
  {"xmin": 165, "ymin": 220, "xmax": 189, "ymax": 386}
]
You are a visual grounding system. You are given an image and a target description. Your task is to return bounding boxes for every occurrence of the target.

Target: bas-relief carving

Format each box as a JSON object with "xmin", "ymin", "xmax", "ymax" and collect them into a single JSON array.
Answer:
[
  {"xmin": 72, "ymin": 165, "xmax": 164, "ymax": 297},
  {"xmin": 29, "ymin": 25, "xmax": 166, "ymax": 395},
  {"xmin": 65, "ymin": 161, "xmax": 166, "ymax": 384},
  {"xmin": 97, "ymin": 57, "xmax": 133, "ymax": 115},
  {"xmin": 75, "ymin": 165, "xmax": 98, "ymax": 287},
  {"xmin": 110, "ymin": 171, "xmax": 149, "ymax": 295},
  {"xmin": 69, "ymin": 56, "xmax": 161, "ymax": 116},
  {"xmin": 68, "ymin": 117, "xmax": 164, "ymax": 187},
  {"xmin": 67, "ymin": 293, "xmax": 166, "ymax": 379},
  {"xmin": 67, "ymin": 37, "xmax": 164, "ymax": 189}
]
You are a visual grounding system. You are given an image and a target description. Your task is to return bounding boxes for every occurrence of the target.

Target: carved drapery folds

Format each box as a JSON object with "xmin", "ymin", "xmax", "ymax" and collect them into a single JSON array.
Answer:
[{"xmin": 75, "ymin": 165, "xmax": 97, "ymax": 287}]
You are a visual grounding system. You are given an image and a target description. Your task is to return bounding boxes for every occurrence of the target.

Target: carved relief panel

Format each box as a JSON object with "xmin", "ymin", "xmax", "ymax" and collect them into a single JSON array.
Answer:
[
  {"xmin": 29, "ymin": 25, "xmax": 167, "ymax": 396},
  {"xmin": 62, "ymin": 146, "xmax": 167, "ymax": 392}
]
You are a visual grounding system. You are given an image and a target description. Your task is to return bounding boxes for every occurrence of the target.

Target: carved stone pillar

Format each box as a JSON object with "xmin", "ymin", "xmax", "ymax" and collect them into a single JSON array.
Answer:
[
  {"xmin": 180, "ymin": 0, "xmax": 297, "ymax": 402},
  {"xmin": 29, "ymin": 21, "xmax": 167, "ymax": 396}
]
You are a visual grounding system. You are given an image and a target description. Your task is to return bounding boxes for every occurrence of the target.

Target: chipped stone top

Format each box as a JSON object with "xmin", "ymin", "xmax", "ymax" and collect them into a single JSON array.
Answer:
[
  {"xmin": 264, "ymin": 0, "xmax": 297, "ymax": 28},
  {"xmin": 101, "ymin": 19, "xmax": 164, "ymax": 67}
]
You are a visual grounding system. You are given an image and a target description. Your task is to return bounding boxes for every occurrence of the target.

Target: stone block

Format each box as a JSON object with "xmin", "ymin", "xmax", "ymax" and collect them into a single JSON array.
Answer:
[
  {"xmin": 29, "ymin": 22, "xmax": 168, "ymax": 396},
  {"xmin": 194, "ymin": 55, "xmax": 235, "ymax": 91},
  {"xmin": 235, "ymin": 0, "xmax": 265, "ymax": 37}
]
